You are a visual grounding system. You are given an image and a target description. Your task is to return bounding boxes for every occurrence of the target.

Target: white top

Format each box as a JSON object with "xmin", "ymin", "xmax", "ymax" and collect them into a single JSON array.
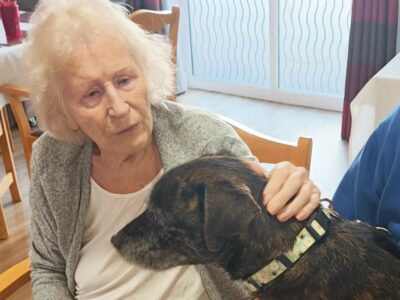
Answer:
[
  {"xmin": 75, "ymin": 171, "xmax": 209, "ymax": 300},
  {"xmin": 349, "ymin": 52, "xmax": 400, "ymax": 162}
]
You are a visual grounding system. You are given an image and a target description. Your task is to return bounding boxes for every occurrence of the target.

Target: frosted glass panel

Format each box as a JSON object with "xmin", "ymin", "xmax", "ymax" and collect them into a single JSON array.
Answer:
[
  {"xmin": 278, "ymin": 0, "xmax": 351, "ymax": 97},
  {"xmin": 188, "ymin": 0, "xmax": 270, "ymax": 87},
  {"xmin": 184, "ymin": 0, "xmax": 352, "ymax": 107}
]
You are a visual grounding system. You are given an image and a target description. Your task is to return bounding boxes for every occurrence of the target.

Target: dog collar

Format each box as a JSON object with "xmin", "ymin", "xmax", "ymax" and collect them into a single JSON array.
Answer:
[{"xmin": 243, "ymin": 207, "xmax": 332, "ymax": 293}]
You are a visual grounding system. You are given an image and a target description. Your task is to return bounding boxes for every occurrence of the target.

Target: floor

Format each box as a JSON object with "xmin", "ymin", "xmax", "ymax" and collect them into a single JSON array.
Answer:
[{"xmin": 0, "ymin": 89, "xmax": 349, "ymax": 299}]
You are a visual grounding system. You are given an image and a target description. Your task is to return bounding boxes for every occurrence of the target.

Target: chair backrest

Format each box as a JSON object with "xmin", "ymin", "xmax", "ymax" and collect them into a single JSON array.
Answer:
[
  {"xmin": 0, "ymin": 84, "xmax": 34, "ymax": 174},
  {"xmin": 219, "ymin": 115, "xmax": 313, "ymax": 171},
  {"xmin": 129, "ymin": 5, "xmax": 180, "ymax": 101}
]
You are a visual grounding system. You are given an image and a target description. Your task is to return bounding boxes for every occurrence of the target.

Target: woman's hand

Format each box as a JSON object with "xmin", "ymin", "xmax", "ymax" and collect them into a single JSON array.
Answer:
[{"xmin": 246, "ymin": 161, "xmax": 320, "ymax": 222}]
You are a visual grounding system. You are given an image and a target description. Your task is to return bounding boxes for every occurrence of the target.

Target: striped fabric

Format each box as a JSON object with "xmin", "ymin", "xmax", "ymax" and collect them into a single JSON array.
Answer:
[{"xmin": 341, "ymin": 0, "xmax": 398, "ymax": 140}]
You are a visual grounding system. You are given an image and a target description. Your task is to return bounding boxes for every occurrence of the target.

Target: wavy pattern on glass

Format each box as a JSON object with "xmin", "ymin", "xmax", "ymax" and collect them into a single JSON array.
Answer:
[
  {"xmin": 188, "ymin": 0, "xmax": 269, "ymax": 87},
  {"xmin": 279, "ymin": 0, "xmax": 351, "ymax": 97}
]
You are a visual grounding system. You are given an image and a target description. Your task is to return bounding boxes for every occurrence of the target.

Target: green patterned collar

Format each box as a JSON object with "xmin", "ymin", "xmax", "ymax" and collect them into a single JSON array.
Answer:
[{"xmin": 243, "ymin": 207, "xmax": 332, "ymax": 293}]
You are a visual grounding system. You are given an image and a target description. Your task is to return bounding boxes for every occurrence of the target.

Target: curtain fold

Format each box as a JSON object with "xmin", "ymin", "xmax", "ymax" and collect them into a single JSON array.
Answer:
[{"xmin": 341, "ymin": 0, "xmax": 398, "ymax": 140}]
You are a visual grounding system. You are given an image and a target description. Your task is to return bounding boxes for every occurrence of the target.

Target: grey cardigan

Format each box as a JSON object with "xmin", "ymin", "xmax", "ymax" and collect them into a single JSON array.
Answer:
[{"xmin": 29, "ymin": 101, "xmax": 254, "ymax": 300}]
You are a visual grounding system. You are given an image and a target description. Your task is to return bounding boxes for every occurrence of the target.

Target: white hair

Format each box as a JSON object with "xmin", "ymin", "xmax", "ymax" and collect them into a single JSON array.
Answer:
[{"xmin": 26, "ymin": 0, "xmax": 174, "ymax": 144}]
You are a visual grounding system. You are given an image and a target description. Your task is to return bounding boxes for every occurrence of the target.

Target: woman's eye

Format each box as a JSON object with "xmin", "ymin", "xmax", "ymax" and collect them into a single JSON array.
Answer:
[
  {"xmin": 116, "ymin": 76, "xmax": 135, "ymax": 89},
  {"xmin": 82, "ymin": 88, "xmax": 102, "ymax": 107},
  {"xmin": 119, "ymin": 77, "xmax": 130, "ymax": 84},
  {"xmin": 86, "ymin": 89, "xmax": 100, "ymax": 97}
]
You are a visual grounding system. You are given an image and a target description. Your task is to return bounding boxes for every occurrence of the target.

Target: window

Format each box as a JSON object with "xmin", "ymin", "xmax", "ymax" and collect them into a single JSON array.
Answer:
[{"xmin": 167, "ymin": 0, "xmax": 352, "ymax": 111}]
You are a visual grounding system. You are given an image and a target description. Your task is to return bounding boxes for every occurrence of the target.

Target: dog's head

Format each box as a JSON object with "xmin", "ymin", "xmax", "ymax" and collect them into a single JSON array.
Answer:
[{"xmin": 111, "ymin": 155, "xmax": 266, "ymax": 270}]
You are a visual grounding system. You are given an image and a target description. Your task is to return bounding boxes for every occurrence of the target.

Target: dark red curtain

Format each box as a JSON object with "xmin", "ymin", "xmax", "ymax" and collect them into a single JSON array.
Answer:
[{"xmin": 341, "ymin": 0, "xmax": 398, "ymax": 140}]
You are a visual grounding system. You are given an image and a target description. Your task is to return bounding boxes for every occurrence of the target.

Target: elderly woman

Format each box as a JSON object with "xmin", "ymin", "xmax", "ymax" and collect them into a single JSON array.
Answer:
[{"xmin": 27, "ymin": 0, "xmax": 320, "ymax": 299}]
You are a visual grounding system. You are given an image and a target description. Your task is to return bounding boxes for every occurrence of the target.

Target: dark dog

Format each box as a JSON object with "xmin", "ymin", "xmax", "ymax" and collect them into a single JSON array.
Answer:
[{"xmin": 112, "ymin": 155, "xmax": 400, "ymax": 300}]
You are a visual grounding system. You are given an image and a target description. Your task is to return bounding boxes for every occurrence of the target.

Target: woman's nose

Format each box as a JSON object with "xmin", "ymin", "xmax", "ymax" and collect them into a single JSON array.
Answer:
[{"xmin": 107, "ymin": 87, "xmax": 129, "ymax": 118}]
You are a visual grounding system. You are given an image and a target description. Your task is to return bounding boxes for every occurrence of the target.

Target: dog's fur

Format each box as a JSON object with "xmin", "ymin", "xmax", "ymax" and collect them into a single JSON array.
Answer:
[{"xmin": 112, "ymin": 155, "xmax": 400, "ymax": 300}]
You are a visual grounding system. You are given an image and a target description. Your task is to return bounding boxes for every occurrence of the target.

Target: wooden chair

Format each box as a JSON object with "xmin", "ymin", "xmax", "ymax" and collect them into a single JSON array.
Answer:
[
  {"xmin": 129, "ymin": 4, "xmax": 180, "ymax": 101},
  {"xmin": 220, "ymin": 115, "xmax": 312, "ymax": 171},
  {"xmin": 0, "ymin": 105, "xmax": 22, "ymax": 240}
]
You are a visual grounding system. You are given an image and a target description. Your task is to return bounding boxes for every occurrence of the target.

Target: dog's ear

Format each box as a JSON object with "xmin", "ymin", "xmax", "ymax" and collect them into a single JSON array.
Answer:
[{"xmin": 204, "ymin": 181, "xmax": 261, "ymax": 252}]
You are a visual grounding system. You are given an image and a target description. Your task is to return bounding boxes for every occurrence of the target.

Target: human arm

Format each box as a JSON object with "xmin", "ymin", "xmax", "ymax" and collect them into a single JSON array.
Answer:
[
  {"xmin": 29, "ymin": 146, "xmax": 73, "ymax": 299},
  {"xmin": 333, "ymin": 107, "xmax": 400, "ymax": 244}
]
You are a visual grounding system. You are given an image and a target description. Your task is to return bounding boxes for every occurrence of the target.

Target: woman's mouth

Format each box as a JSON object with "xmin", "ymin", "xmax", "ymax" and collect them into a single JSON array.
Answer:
[{"xmin": 116, "ymin": 123, "xmax": 139, "ymax": 136}]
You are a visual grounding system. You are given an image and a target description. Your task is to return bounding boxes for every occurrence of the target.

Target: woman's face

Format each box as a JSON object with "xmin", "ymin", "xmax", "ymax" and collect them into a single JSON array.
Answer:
[{"xmin": 62, "ymin": 38, "xmax": 153, "ymax": 157}]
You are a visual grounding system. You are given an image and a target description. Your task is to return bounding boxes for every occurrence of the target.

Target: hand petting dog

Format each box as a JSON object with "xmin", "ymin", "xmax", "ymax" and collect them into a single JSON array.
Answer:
[{"xmin": 246, "ymin": 160, "xmax": 320, "ymax": 222}]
